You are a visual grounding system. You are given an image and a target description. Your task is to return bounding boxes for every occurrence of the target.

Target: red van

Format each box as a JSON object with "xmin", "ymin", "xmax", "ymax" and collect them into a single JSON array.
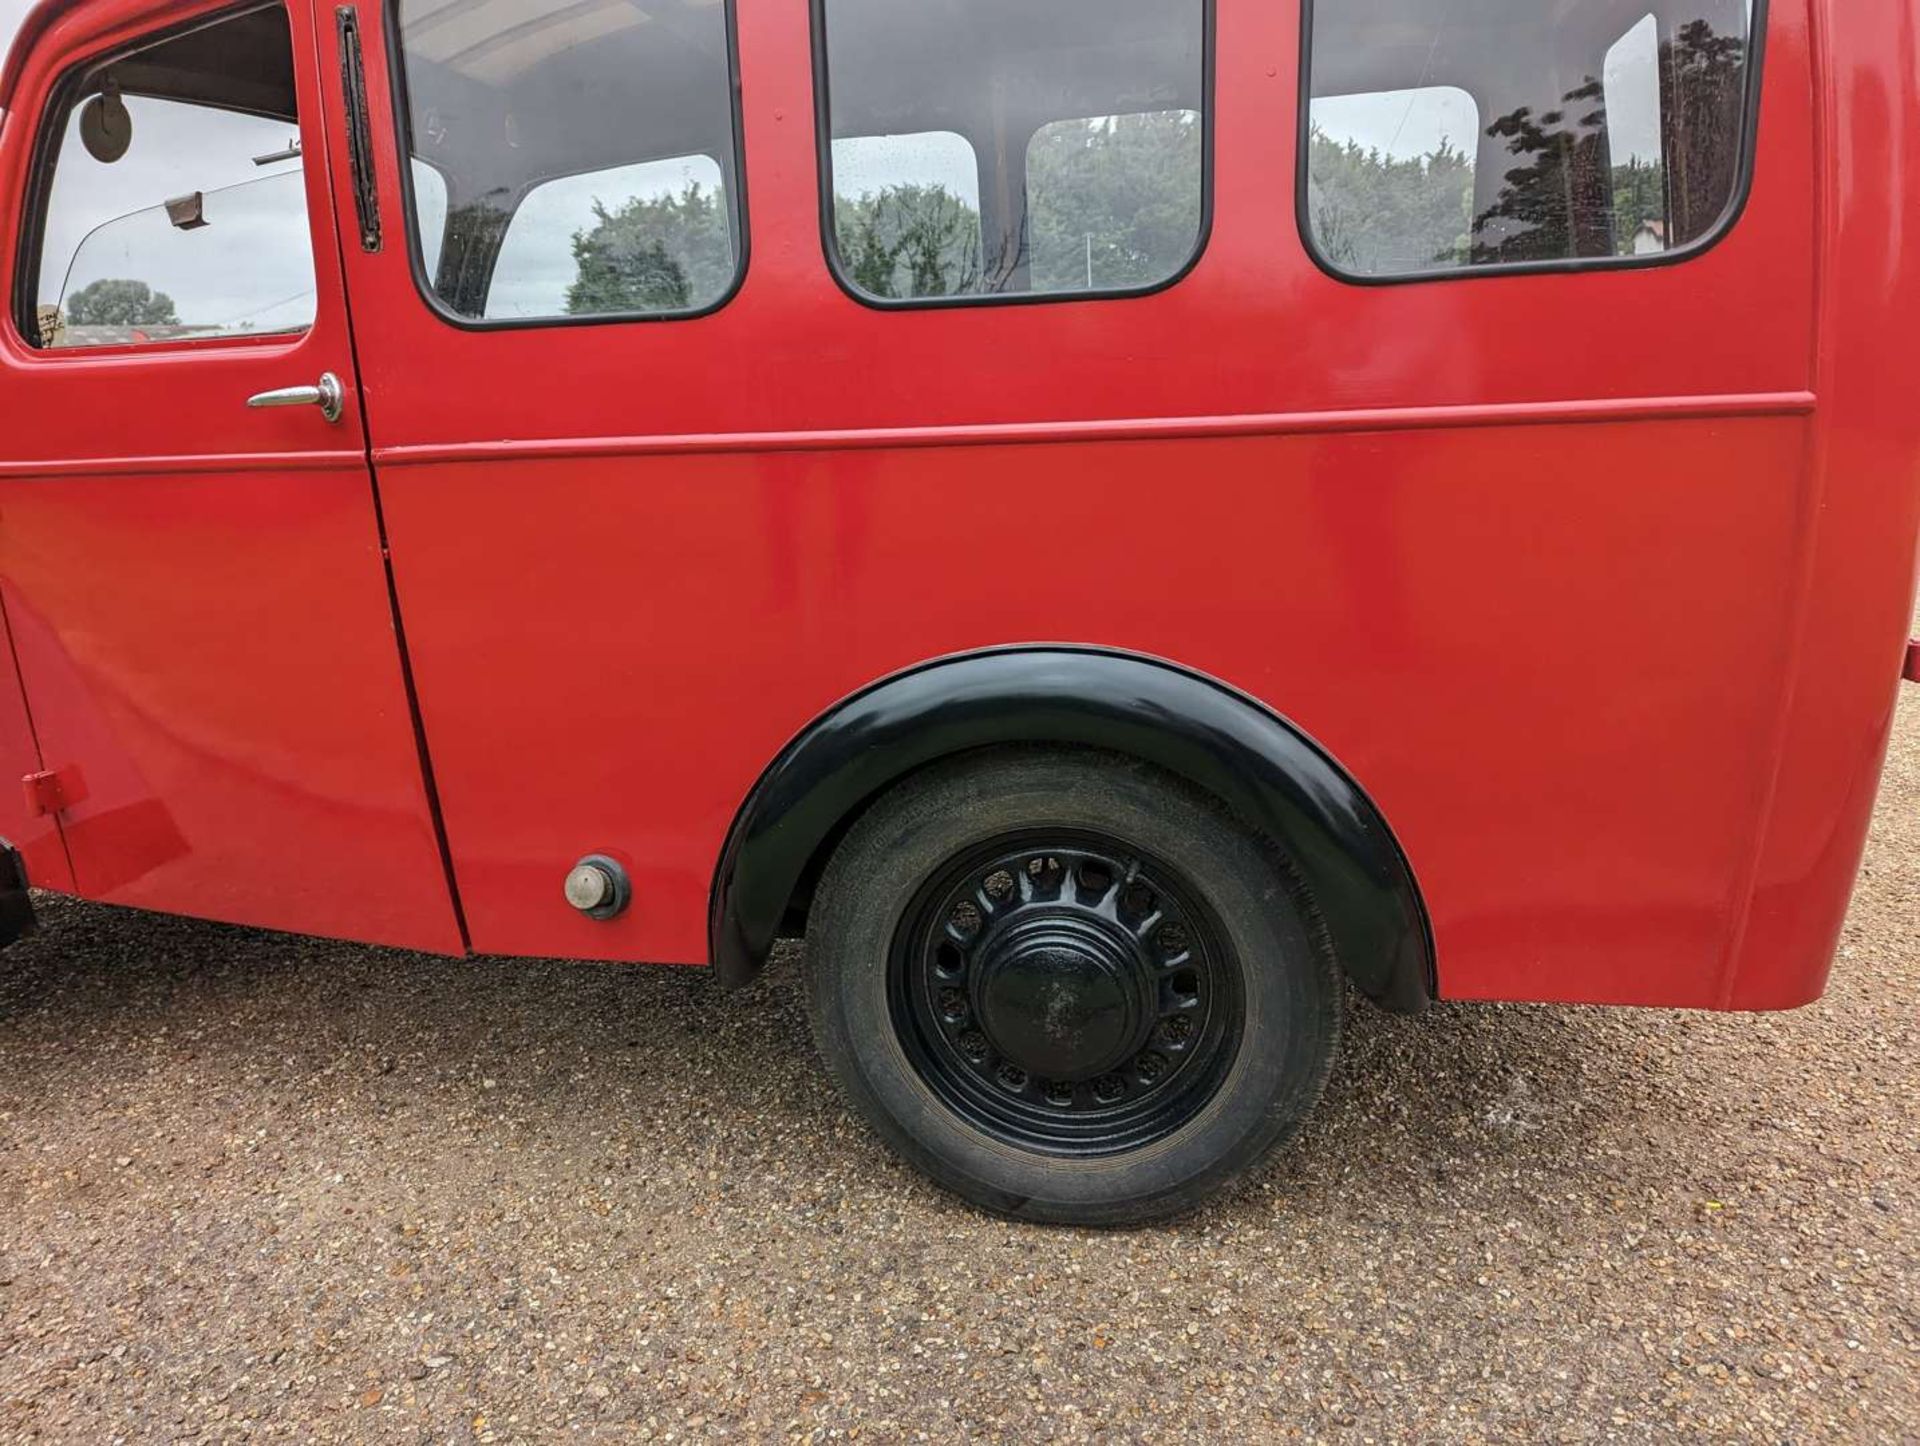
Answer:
[{"xmin": 0, "ymin": 0, "xmax": 1915, "ymax": 1222}]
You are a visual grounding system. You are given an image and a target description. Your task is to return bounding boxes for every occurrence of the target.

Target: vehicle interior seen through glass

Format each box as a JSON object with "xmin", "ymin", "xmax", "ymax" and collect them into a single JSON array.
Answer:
[
  {"xmin": 1306, "ymin": 0, "xmax": 1756, "ymax": 277},
  {"xmin": 395, "ymin": 0, "xmax": 1210, "ymax": 318},
  {"xmin": 817, "ymin": 0, "xmax": 1207, "ymax": 303},
  {"xmin": 395, "ymin": 0, "xmax": 743, "ymax": 323},
  {"xmin": 18, "ymin": 0, "xmax": 1763, "ymax": 352},
  {"xmin": 27, "ymin": 4, "xmax": 314, "ymax": 350}
]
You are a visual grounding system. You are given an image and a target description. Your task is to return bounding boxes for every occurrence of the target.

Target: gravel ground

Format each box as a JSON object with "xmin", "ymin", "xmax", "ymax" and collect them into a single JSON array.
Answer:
[{"xmin": 1, "ymin": 692, "xmax": 1915, "ymax": 1444}]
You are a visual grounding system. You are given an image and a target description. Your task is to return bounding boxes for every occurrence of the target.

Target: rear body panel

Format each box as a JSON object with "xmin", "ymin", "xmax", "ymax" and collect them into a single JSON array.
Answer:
[{"xmin": 334, "ymin": 0, "xmax": 1854, "ymax": 1009}]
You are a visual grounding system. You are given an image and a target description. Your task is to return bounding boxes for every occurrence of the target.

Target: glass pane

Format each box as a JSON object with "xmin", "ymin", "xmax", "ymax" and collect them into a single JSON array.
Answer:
[
  {"xmin": 1606, "ymin": 16, "xmax": 1667, "ymax": 254},
  {"xmin": 412, "ymin": 159, "xmax": 449, "ymax": 281},
  {"xmin": 489, "ymin": 155, "xmax": 731, "ymax": 320},
  {"xmin": 51, "ymin": 172, "xmax": 315, "ymax": 347},
  {"xmin": 820, "ymin": 0, "xmax": 1208, "ymax": 303},
  {"xmin": 1307, "ymin": 88, "xmax": 1478, "ymax": 276},
  {"xmin": 1303, "ymin": 0, "xmax": 1758, "ymax": 278},
  {"xmin": 30, "ymin": 6, "xmax": 314, "ymax": 350},
  {"xmin": 1028, "ymin": 111, "xmax": 1203, "ymax": 294},
  {"xmin": 830, "ymin": 133, "xmax": 982, "ymax": 301},
  {"xmin": 394, "ymin": 0, "xmax": 743, "ymax": 323}
]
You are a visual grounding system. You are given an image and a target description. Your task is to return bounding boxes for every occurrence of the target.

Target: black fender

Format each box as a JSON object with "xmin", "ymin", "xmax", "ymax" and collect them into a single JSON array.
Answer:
[{"xmin": 709, "ymin": 648, "xmax": 1434, "ymax": 1012}]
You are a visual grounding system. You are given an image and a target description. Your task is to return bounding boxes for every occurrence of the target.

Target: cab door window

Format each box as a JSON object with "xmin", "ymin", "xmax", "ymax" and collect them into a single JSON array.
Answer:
[{"xmin": 22, "ymin": 4, "xmax": 316, "ymax": 349}]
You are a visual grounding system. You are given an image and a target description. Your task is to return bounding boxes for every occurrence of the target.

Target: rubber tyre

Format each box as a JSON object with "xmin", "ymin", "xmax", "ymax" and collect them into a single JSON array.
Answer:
[{"xmin": 804, "ymin": 748, "xmax": 1341, "ymax": 1225}]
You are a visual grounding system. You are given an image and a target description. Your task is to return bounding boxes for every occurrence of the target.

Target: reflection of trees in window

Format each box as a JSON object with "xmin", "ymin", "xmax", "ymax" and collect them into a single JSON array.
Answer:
[
  {"xmin": 827, "ymin": 111, "xmax": 1204, "ymax": 298},
  {"xmin": 1470, "ymin": 21, "xmax": 1746, "ymax": 265},
  {"xmin": 64, "ymin": 278, "xmax": 177, "ymax": 327},
  {"xmin": 1028, "ymin": 112, "xmax": 1201, "ymax": 292},
  {"xmin": 565, "ymin": 185, "xmax": 733, "ymax": 316},
  {"xmin": 1660, "ymin": 20, "xmax": 1748, "ymax": 245},
  {"xmin": 834, "ymin": 184, "xmax": 983, "ymax": 300},
  {"xmin": 1613, "ymin": 156, "xmax": 1667, "ymax": 255},
  {"xmin": 1470, "ymin": 77, "xmax": 1614, "ymax": 264},
  {"xmin": 1307, "ymin": 126, "xmax": 1475, "ymax": 274}
]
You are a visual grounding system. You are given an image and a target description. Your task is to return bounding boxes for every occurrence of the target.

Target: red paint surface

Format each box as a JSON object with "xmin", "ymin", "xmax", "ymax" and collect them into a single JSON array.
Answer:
[
  {"xmin": 1, "ymin": 0, "xmax": 1916, "ymax": 1012},
  {"xmin": 0, "ymin": 590, "xmax": 70, "ymax": 890},
  {"xmin": 0, "ymin": 0, "xmax": 461, "ymax": 950}
]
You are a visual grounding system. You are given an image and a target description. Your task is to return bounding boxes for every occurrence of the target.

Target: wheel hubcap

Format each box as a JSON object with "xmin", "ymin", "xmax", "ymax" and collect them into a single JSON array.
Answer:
[
  {"xmin": 973, "ymin": 911, "xmax": 1147, "ymax": 1082},
  {"xmin": 890, "ymin": 832, "xmax": 1244, "ymax": 1157}
]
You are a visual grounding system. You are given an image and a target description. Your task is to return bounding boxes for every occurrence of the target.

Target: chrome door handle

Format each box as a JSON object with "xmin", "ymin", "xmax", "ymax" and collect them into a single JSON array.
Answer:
[{"xmin": 247, "ymin": 371, "xmax": 345, "ymax": 423}]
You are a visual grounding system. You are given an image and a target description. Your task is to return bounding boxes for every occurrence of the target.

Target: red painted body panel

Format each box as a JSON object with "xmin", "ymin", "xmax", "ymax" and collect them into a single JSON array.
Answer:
[
  {"xmin": 0, "ymin": 0, "xmax": 461, "ymax": 949},
  {"xmin": 0, "ymin": 587, "xmax": 72, "ymax": 890},
  {"xmin": 1720, "ymin": 0, "xmax": 1920, "ymax": 1010},
  {"xmin": 371, "ymin": 418, "xmax": 1811, "ymax": 1012},
  {"xmin": 3, "ymin": 0, "xmax": 1917, "ymax": 1010}
]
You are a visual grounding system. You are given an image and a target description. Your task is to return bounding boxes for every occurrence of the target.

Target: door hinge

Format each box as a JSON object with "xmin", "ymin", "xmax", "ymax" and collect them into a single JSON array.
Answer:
[{"xmin": 22, "ymin": 766, "xmax": 85, "ymax": 818}]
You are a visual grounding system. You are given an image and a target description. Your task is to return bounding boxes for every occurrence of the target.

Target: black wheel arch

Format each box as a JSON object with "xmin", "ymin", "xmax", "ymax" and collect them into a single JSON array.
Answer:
[{"xmin": 709, "ymin": 647, "xmax": 1435, "ymax": 1012}]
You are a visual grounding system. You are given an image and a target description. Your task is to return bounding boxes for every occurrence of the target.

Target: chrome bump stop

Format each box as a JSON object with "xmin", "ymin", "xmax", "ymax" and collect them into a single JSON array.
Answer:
[{"xmin": 564, "ymin": 854, "xmax": 631, "ymax": 921}]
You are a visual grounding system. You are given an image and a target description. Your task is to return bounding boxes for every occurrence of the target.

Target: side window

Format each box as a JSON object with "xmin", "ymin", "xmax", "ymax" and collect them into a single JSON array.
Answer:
[
  {"xmin": 1303, "ymin": 0, "xmax": 1761, "ymax": 281},
  {"xmin": 392, "ymin": 0, "xmax": 744, "ymax": 325},
  {"xmin": 817, "ymin": 0, "xmax": 1210, "ymax": 306},
  {"xmin": 23, "ymin": 5, "xmax": 316, "ymax": 351}
]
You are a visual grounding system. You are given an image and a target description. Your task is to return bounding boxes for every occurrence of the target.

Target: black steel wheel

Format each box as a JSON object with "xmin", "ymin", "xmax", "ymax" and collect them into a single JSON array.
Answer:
[
  {"xmin": 892, "ymin": 834, "xmax": 1241, "ymax": 1156},
  {"xmin": 806, "ymin": 748, "xmax": 1341, "ymax": 1225}
]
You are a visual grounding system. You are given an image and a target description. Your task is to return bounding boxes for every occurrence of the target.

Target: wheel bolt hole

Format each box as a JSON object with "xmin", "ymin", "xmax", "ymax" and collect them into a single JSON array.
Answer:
[
  {"xmin": 1043, "ymin": 1081, "xmax": 1075, "ymax": 1108},
  {"xmin": 958, "ymin": 1030, "xmax": 990, "ymax": 1063},
  {"xmin": 948, "ymin": 902, "xmax": 981, "ymax": 941},
  {"xmin": 1026, "ymin": 856, "xmax": 1065, "ymax": 894},
  {"xmin": 983, "ymin": 869, "xmax": 1016, "ymax": 903},
  {"xmin": 996, "ymin": 1062, "xmax": 1028, "ymax": 1092},
  {"xmin": 1076, "ymin": 862, "xmax": 1113, "ymax": 897},
  {"xmin": 1092, "ymin": 1073, "xmax": 1126, "ymax": 1104},
  {"xmin": 1159, "ymin": 1013, "xmax": 1195, "ymax": 1046},
  {"xmin": 937, "ymin": 986, "xmax": 967, "ymax": 1022},
  {"xmin": 1170, "ymin": 969, "xmax": 1199, "ymax": 1000},
  {"xmin": 1158, "ymin": 923, "xmax": 1190, "ymax": 961},
  {"xmin": 1121, "ymin": 881, "xmax": 1155, "ymax": 918},
  {"xmin": 1136, "ymin": 1051, "xmax": 1169, "ymax": 1085},
  {"xmin": 935, "ymin": 941, "xmax": 966, "ymax": 979}
]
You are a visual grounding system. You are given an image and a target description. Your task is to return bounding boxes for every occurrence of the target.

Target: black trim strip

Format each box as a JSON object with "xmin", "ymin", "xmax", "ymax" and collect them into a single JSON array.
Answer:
[
  {"xmin": 338, "ymin": 6, "xmax": 381, "ymax": 253},
  {"xmin": 1294, "ymin": 0, "xmax": 1773, "ymax": 287},
  {"xmin": 809, "ymin": 0, "xmax": 1217, "ymax": 312},
  {"xmin": 381, "ymin": 0, "xmax": 751, "ymax": 332}
]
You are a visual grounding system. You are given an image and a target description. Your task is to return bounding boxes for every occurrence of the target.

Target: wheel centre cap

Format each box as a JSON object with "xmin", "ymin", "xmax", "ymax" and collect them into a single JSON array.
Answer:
[{"xmin": 972, "ymin": 913, "xmax": 1147, "ymax": 1083}]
